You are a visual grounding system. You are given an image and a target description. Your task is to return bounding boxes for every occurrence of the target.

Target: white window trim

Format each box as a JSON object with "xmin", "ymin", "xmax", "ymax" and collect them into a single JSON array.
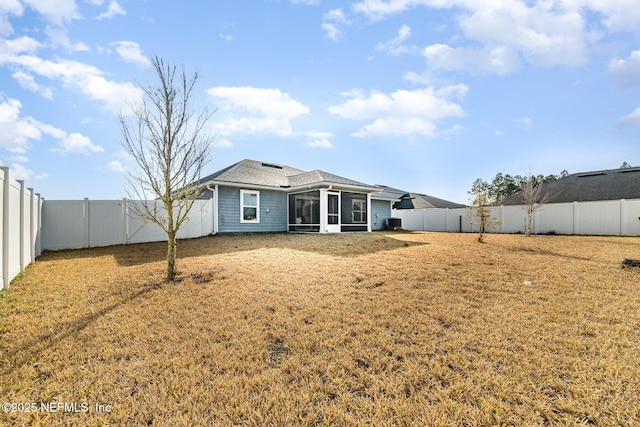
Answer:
[
  {"xmin": 240, "ymin": 189, "xmax": 260, "ymax": 223},
  {"xmin": 352, "ymin": 199, "xmax": 367, "ymax": 224}
]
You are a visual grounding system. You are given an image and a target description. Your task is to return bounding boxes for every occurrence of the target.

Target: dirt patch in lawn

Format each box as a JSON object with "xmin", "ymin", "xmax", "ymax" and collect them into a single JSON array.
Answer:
[{"xmin": 1, "ymin": 232, "xmax": 639, "ymax": 426}]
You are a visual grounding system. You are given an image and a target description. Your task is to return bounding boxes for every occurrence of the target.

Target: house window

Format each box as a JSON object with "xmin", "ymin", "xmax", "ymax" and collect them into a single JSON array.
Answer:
[
  {"xmin": 241, "ymin": 190, "xmax": 259, "ymax": 223},
  {"xmin": 352, "ymin": 200, "xmax": 366, "ymax": 223}
]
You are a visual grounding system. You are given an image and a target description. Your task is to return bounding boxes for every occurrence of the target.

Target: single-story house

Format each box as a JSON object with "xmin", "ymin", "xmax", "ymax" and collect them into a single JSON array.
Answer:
[
  {"xmin": 502, "ymin": 167, "xmax": 640, "ymax": 205},
  {"xmin": 194, "ymin": 159, "xmax": 464, "ymax": 234},
  {"xmin": 194, "ymin": 159, "xmax": 401, "ymax": 234}
]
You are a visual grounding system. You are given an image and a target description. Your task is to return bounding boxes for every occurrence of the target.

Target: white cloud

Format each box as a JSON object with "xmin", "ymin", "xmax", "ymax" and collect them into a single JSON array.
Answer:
[
  {"xmin": 355, "ymin": 0, "xmax": 599, "ymax": 73},
  {"xmin": 352, "ymin": 0, "xmax": 422, "ymax": 21},
  {"xmin": 0, "ymin": 97, "xmax": 100, "ymax": 155},
  {"xmin": 0, "ymin": 98, "xmax": 41, "ymax": 153},
  {"xmin": 52, "ymin": 132, "xmax": 104, "ymax": 154},
  {"xmin": 457, "ymin": 2, "xmax": 587, "ymax": 68},
  {"xmin": 328, "ymin": 85, "xmax": 467, "ymax": 139},
  {"xmin": 514, "ymin": 116, "xmax": 533, "ymax": 130},
  {"xmin": 608, "ymin": 50, "xmax": 640, "ymax": 88},
  {"xmin": 12, "ymin": 70, "xmax": 54, "ymax": 98},
  {"xmin": 321, "ymin": 22, "xmax": 341, "ymax": 41},
  {"xmin": 424, "ymin": 43, "xmax": 520, "ymax": 75},
  {"xmin": 107, "ymin": 160, "xmax": 125, "ymax": 172},
  {"xmin": 22, "ymin": 0, "xmax": 79, "ymax": 26},
  {"xmin": 303, "ymin": 132, "xmax": 335, "ymax": 149},
  {"xmin": 375, "ymin": 24, "xmax": 414, "ymax": 56},
  {"xmin": 5, "ymin": 55, "xmax": 143, "ymax": 114},
  {"xmin": 0, "ymin": 0, "xmax": 24, "ymax": 36},
  {"xmin": 584, "ymin": 0, "xmax": 640, "ymax": 33},
  {"xmin": 112, "ymin": 41, "xmax": 151, "ymax": 67},
  {"xmin": 618, "ymin": 107, "xmax": 640, "ymax": 128},
  {"xmin": 9, "ymin": 155, "xmax": 28, "ymax": 163},
  {"xmin": 96, "ymin": 0, "xmax": 126, "ymax": 20},
  {"xmin": 7, "ymin": 162, "xmax": 48, "ymax": 182},
  {"xmin": 322, "ymin": 8, "xmax": 352, "ymax": 41},
  {"xmin": 4, "ymin": 36, "xmax": 42, "ymax": 54},
  {"xmin": 207, "ymin": 86, "xmax": 309, "ymax": 137},
  {"xmin": 215, "ymin": 139, "xmax": 234, "ymax": 148}
]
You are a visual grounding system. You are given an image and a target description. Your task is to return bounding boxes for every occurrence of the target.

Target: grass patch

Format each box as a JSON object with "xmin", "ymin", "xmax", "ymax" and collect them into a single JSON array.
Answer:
[{"xmin": 1, "ymin": 232, "xmax": 639, "ymax": 425}]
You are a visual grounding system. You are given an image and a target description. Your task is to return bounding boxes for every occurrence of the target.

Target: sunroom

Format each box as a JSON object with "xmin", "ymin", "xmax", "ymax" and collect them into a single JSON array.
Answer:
[{"xmin": 287, "ymin": 189, "xmax": 371, "ymax": 233}]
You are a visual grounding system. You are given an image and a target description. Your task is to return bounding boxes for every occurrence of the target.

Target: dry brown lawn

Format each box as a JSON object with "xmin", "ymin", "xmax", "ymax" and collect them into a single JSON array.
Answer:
[{"xmin": 1, "ymin": 231, "xmax": 639, "ymax": 426}]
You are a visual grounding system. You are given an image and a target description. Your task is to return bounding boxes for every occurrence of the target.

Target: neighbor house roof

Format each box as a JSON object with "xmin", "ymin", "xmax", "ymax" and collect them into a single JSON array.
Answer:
[
  {"xmin": 370, "ymin": 185, "xmax": 407, "ymax": 201},
  {"xmin": 502, "ymin": 167, "xmax": 640, "ymax": 205},
  {"xmin": 196, "ymin": 159, "xmax": 379, "ymax": 192},
  {"xmin": 392, "ymin": 193, "xmax": 466, "ymax": 209}
]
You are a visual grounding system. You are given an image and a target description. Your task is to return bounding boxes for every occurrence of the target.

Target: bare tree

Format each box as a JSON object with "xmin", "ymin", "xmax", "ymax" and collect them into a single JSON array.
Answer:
[
  {"xmin": 467, "ymin": 180, "xmax": 502, "ymax": 242},
  {"xmin": 119, "ymin": 56, "xmax": 214, "ymax": 281},
  {"xmin": 520, "ymin": 172, "xmax": 549, "ymax": 237}
]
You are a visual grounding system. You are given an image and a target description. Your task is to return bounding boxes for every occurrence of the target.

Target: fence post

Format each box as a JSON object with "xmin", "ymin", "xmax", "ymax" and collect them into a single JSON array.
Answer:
[
  {"xmin": 18, "ymin": 180, "xmax": 25, "ymax": 271},
  {"xmin": 1, "ymin": 167, "xmax": 9, "ymax": 290},
  {"xmin": 444, "ymin": 208, "xmax": 449, "ymax": 232},
  {"xmin": 122, "ymin": 198, "xmax": 127, "ymax": 245},
  {"xmin": 35, "ymin": 194, "xmax": 42, "ymax": 258},
  {"xmin": 620, "ymin": 199, "xmax": 625, "ymax": 236},
  {"xmin": 83, "ymin": 197, "xmax": 90, "ymax": 248},
  {"xmin": 28, "ymin": 188, "xmax": 34, "ymax": 264}
]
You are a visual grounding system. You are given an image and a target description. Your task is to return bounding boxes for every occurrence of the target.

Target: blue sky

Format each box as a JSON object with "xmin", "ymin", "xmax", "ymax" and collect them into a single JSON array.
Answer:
[{"xmin": 1, "ymin": 0, "xmax": 639, "ymax": 203}]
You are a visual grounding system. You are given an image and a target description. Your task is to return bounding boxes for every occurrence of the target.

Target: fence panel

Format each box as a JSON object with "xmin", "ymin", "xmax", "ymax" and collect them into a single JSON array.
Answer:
[
  {"xmin": 535, "ymin": 203, "xmax": 574, "ymax": 234},
  {"xmin": 575, "ymin": 200, "xmax": 622, "ymax": 236},
  {"xmin": 7, "ymin": 179, "xmax": 22, "ymax": 285},
  {"xmin": 89, "ymin": 200, "xmax": 126, "ymax": 247},
  {"xmin": 1, "ymin": 167, "xmax": 43, "ymax": 289},
  {"xmin": 42, "ymin": 198, "xmax": 214, "ymax": 250},
  {"xmin": 393, "ymin": 199, "xmax": 640, "ymax": 236},
  {"xmin": 42, "ymin": 201, "xmax": 86, "ymax": 250},
  {"xmin": 622, "ymin": 200, "xmax": 640, "ymax": 236}
]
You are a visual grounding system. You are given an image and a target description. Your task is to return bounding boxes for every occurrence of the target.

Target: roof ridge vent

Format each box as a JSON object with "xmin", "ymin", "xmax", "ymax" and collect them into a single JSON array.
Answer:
[
  {"xmin": 618, "ymin": 168, "xmax": 640, "ymax": 174},
  {"xmin": 577, "ymin": 172, "xmax": 606, "ymax": 178},
  {"xmin": 261, "ymin": 162, "xmax": 283, "ymax": 170}
]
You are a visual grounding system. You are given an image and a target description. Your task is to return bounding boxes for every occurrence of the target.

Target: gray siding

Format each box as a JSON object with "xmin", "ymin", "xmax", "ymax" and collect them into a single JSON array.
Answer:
[
  {"xmin": 218, "ymin": 186, "xmax": 287, "ymax": 233},
  {"xmin": 371, "ymin": 199, "xmax": 392, "ymax": 230}
]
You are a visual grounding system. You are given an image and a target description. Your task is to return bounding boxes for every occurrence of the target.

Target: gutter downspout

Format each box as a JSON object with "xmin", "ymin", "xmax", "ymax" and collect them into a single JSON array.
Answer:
[{"xmin": 207, "ymin": 184, "xmax": 218, "ymax": 235}]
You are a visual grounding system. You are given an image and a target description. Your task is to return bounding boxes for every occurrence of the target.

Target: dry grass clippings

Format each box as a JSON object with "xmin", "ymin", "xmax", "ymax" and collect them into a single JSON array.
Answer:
[{"xmin": 1, "ymin": 232, "xmax": 639, "ymax": 426}]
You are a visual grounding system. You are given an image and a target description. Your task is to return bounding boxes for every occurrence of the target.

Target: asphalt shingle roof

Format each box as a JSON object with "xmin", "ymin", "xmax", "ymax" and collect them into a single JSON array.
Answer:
[
  {"xmin": 393, "ymin": 193, "xmax": 465, "ymax": 209},
  {"xmin": 196, "ymin": 159, "xmax": 305, "ymax": 188},
  {"xmin": 502, "ymin": 167, "xmax": 640, "ymax": 205},
  {"xmin": 197, "ymin": 159, "xmax": 376, "ymax": 190}
]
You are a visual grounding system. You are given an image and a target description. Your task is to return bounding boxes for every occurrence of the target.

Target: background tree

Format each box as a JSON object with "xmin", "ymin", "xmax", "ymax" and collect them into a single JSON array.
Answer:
[
  {"xmin": 120, "ymin": 56, "xmax": 214, "ymax": 281},
  {"xmin": 620, "ymin": 161, "xmax": 632, "ymax": 169},
  {"xmin": 471, "ymin": 169, "xmax": 568, "ymax": 205},
  {"xmin": 520, "ymin": 171, "xmax": 550, "ymax": 237}
]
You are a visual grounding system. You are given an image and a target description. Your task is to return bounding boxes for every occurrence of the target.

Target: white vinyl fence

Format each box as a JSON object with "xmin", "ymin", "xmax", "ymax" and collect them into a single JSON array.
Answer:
[
  {"xmin": 42, "ymin": 198, "xmax": 214, "ymax": 251},
  {"xmin": 394, "ymin": 199, "xmax": 640, "ymax": 236},
  {"xmin": 1, "ymin": 167, "xmax": 43, "ymax": 290}
]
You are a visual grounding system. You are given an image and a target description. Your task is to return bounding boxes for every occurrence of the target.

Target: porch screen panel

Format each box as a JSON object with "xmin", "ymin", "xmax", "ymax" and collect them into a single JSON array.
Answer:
[
  {"xmin": 328, "ymin": 193, "xmax": 339, "ymax": 224},
  {"xmin": 289, "ymin": 191, "xmax": 320, "ymax": 231},
  {"xmin": 341, "ymin": 192, "xmax": 367, "ymax": 225}
]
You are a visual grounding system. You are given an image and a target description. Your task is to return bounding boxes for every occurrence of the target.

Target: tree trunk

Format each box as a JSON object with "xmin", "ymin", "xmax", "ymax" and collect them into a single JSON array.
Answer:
[
  {"xmin": 526, "ymin": 210, "xmax": 533, "ymax": 237},
  {"xmin": 166, "ymin": 231, "xmax": 177, "ymax": 282}
]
